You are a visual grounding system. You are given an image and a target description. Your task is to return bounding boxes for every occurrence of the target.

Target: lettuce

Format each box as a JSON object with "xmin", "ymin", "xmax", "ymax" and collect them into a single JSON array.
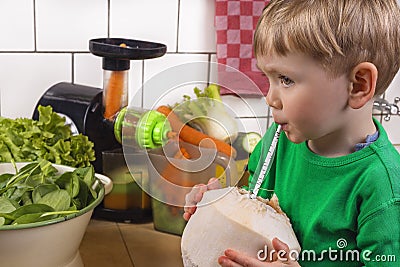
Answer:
[
  {"xmin": 170, "ymin": 84, "xmax": 238, "ymax": 143},
  {"xmin": 0, "ymin": 106, "xmax": 95, "ymax": 167}
]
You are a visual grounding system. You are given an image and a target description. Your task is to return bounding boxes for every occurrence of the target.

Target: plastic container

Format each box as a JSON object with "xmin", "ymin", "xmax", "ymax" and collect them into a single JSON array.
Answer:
[
  {"xmin": 102, "ymin": 149, "xmax": 152, "ymax": 211},
  {"xmin": 93, "ymin": 149, "xmax": 153, "ymax": 223},
  {"xmin": 144, "ymin": 141, "xmax": 238, "ymax": 235}
]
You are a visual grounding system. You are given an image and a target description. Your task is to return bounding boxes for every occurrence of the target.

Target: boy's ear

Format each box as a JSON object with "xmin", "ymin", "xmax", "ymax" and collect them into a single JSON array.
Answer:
[{"xmin": 348, "ymin": 62, "xmax": 377, "ymax": 109}]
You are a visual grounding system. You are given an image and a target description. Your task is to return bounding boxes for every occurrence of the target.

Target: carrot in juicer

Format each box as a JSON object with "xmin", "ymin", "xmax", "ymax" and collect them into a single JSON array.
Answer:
[
  {"xmin": 156, "ymin": 105, "xmax": 236, "ymax": 158},
  {"xmin": 161, "ymin": 146, "xmax": 191, "ymax": 185},
  {"xmin": 104, "ymin": 43, "xmax": 127, "ymax": 120}
]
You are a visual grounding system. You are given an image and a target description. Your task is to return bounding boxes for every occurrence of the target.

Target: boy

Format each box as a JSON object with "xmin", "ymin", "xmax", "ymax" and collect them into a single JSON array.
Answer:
[{"xmin": 183, "ymin": 0, "xmax": 400, "ymax": 266}]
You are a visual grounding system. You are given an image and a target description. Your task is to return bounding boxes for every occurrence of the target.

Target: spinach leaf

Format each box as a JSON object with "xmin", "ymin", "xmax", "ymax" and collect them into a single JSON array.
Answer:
[
  {"xmin": 12, "ymin": 212, "xmax": 57, "ymax": 225},
  {"xmin": 0, "ymin": 197, "xmax": 18, "ymax": 213},
  {"xmin": 21, "ymin": 191, "xmax": 33, "ymax": 205},
  {"xmin": 32, "ymin": 184, "xmax": 59, "ymax": 203},
  {"xmin": 0, "ymin": 160, "xmax": 99, "ymax": 226},
  {"xmin": 0, "ymin": 173, "xmax": 12, "ymax": 189},
  {"xmin": 55, "ymin": 172, "xmax": 80, "ymax": 198},
  {"xmin": 36, "ymin": 189, "xmax": 71, "ymax": 212},
  {"xmin": 8, "ymin": 203, "xmax": 54, "ymax": 221},
  {"xmin": 73, "ymin": 179, "xmax": 90, "ymax": 210},
  {"xmin": 74, "ymin": 166, "xmax": 97, "ymax": 199}
]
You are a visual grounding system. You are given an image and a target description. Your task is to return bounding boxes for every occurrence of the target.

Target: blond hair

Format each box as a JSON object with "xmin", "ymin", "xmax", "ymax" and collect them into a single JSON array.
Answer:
[{"xmin": 254, "ymin": 0, "xmax": 400, "ymax": 95}]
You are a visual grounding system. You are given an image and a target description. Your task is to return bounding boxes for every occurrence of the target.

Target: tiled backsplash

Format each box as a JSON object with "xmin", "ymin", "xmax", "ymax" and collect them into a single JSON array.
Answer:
[{"xmin": 0, "ymin": 0, "xmax": 399, "ymax": 149}]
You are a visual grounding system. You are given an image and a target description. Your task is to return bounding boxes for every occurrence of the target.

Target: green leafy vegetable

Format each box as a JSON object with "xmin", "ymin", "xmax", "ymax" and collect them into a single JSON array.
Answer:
[
  {"xmin": 0, "ymin": 159, "xmax": 98, "ymax": 226},
  {"xmin": 170, "ymin": 84, "xmax": 238, "ymax": 144},
  {"xmin": 0, "ymin": 105, "xmax": 95, "ymax": 167}
]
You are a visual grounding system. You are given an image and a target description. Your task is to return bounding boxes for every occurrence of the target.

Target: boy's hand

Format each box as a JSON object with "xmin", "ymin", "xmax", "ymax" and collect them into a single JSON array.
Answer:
[
  {"xmin": 183, "ymin": 177, "xmax": 222, "ymax": 221},
  {"xmin": 218, "ymin": 238, "xmax": 301, "ymax": 267}
]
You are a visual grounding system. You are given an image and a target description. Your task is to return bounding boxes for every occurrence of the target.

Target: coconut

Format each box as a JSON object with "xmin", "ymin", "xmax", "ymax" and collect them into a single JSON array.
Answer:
[{"xmin": 181, "ymin": 187, "xmax": 301, "ymax": 267}]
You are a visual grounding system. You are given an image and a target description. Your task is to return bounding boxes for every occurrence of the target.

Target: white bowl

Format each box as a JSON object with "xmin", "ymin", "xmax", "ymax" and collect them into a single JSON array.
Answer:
[{"xmin": 0, "ymin": 162, "xmax": 112, "ymax": 267}]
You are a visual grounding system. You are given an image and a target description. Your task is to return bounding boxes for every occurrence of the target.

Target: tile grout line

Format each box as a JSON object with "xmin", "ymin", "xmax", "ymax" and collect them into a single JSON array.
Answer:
[
  {"xmin": 141, "ymin": 60, "xmax": 145, "ymax": 108},
  {"xmin": 33, "ymin": 0, "xmax": 37, "ymax": 51},
  {"xmin": 176, "ymin": 0, "xmax": 181, "ymax": 53},
  {"xmin": 107, "ymin": 0, "xmax": 111, "ymax": 38},
  {"xmin": 117, "ymin": 223, "xmax": 136, "ymax": 267}
]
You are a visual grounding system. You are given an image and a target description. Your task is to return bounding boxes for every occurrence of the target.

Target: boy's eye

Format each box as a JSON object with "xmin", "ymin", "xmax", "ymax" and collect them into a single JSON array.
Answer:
[{"xmin": 279, "ymin": 75, "xmax": 294, "ymax": 87}]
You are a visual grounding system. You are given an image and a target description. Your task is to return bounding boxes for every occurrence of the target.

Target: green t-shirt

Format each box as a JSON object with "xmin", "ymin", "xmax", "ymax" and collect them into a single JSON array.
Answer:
[{"xmin": 247, "ymin": 120, "xmax": 400, "ymax": 266}]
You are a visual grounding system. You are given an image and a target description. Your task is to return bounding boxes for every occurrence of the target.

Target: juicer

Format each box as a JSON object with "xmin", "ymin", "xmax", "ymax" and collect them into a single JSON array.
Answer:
[
  {"xmin": 33, "ymin": 38, "xmax": 167, "ymax": 173},
  {"xmin": 33, "ymin": 38, "xmax": 168, "ymax": 222}
]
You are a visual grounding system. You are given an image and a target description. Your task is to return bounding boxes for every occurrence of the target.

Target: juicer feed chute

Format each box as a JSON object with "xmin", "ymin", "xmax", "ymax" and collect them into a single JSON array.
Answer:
[{"xmin": 89, "ymin": 38, "xmax": 167, "ymax": 121}]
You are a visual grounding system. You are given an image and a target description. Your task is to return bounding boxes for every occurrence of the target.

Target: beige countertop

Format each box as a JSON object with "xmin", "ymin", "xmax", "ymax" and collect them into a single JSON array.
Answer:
[{"xmin": 79, "ymin": 219, "xmax": 183, "ymax": 267}]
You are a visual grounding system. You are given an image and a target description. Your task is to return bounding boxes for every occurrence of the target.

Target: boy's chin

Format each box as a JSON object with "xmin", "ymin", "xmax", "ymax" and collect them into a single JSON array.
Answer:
[{"xmin": 284, "ymin": 131, "xmax": 307, "ymax": 144}]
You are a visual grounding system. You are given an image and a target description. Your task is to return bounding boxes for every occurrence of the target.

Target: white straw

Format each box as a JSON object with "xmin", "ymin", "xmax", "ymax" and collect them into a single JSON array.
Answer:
[{"xmin": 249, "ymin": 124, "xmax": 282, "ymax": 199}]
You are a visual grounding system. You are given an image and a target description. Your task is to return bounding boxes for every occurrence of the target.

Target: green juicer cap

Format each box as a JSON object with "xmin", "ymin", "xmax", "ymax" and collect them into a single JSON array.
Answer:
[{"xmin": 114, "ymin": 108, "xmax": 171, "ymax": 149}]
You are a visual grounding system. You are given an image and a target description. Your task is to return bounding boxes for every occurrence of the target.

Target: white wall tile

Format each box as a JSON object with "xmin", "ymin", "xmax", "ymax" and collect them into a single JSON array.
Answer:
[
  {"xmin": 222, "ymin": 95, "xmax": 268, "ymax": 118},
  {"xmin": 0, "ymin": 53, "xmax": 71, "ymax": 118},
  {"xmin": 110, "ymin": 0, "xmax": 178, "ymax": 53},
  {"xmin": 235, "ymin": 117, "xmax": 268, "ymax": 135},
  {"xmin": 386, "ymin": 70, "xmax": 400, "ymax": 101},
  {"xmin": 111, "ymin": 61, "xmax": 143, "ymax": 108},
  {"xmin": 178, "ymin": 0, "xmax": 216, "ymax": 53},
  {"xmin": 74, "ymin": 53, "xmax": 103, "ymax": 88},
  {"xmin": 142, "ymin": 54, "xmax": 209, "ymax": 109},
  {"xmin": 267, "ymin": 115, "xmax": 274, "ymax": 129},
  {"xmin": 0, "ymin": 0, "xmax": 34, "ymax": 51},
  {"xmin": 127, "ymin": 61, "xmax": 144, "ymax": 107},
  {"xmin": 382, "ymin": 115, "xmax": 400, "ymax": 144},
  {"xmin": 210, "ymin": 54, "xmax": 218, "ymax": 83},
  {"xmin": 36, "ymin": 0, "xmax": 108, "ymax": 51},
  {"xmin": 382, "ymin": 69, "xmax": 400, "ymax": 144}
]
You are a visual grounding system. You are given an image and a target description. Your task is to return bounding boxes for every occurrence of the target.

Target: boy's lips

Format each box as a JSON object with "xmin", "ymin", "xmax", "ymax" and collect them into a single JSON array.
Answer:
[{"xmin": 275, "ymin": 121, "xmax": 288, "ymax": 130}]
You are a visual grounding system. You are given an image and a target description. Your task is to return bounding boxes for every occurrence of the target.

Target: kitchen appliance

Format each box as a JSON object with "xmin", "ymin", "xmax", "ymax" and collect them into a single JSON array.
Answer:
[
  {"xmin": 33, "ymin": 38, "xmax": 167, "ymax": 172},
  {"xmin": 33, "ymin": 38, "xmax": 167, "ymax": 222}
]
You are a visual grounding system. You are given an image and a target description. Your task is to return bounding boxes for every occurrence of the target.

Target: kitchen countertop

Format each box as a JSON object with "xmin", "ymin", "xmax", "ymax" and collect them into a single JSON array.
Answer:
[{"xmin": 79, "ymin": 219, "xmax": 183, "ymax": 267}]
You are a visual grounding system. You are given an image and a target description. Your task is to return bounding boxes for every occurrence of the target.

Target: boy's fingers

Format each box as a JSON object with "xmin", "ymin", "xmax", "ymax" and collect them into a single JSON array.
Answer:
[
  {"xmin": 218, "ymin": 249, "xmax": 263, "ymax": 267},
  {"xmin": 184, "ymin": 184, "xmax": 207, "ymax": 205},
  {"xmin": 183, "ymin": 179, "xmax": 221, "ymax": 221},
  {"xmin": 194, "ymin": 190, "xmax": 205, "ymax": 203},
  {"xmin": 272, "ymin": 238, "xmax": 295, "ymax": 262},
  {"xmin": 217, "ymin": 256, "xmax": 242, "ymax": 267},
  {"xmin": 207, "ymin": 177, "xmax": 222, "ymax": 190},
  {"xmin": 182, "ymin": 212, "xmax": 191, "ymax": 221},
  {"xmin": 183, "ymin": 205, "xmax": 196, "ymax": 214},
  {"xmin": 272, "ymin": 238, "xmax": 289, "ymax": 251}
]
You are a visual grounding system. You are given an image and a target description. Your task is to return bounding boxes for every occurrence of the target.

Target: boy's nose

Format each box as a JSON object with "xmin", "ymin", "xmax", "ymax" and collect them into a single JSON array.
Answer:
[{"xmin": 266, "ymin": 87, "xmax": 283, "ymax": 110}]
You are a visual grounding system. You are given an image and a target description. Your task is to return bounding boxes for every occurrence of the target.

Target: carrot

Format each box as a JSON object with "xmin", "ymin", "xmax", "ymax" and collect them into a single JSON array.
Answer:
[
  {"xmin": 104, "ymin": 71, "xmax": 124, "ymax": 119},
  {"xmin": 104, "ymin": 43, "xmax": 127, "ymax": 120},
  {"xmin": 156, "ymin": 105, "xmax": 237, "ymax": 158},
  {"xmin": 161, "ymin": 146, "xmax": 191, "ymax": 184},
  {"xmin": 160, "ymin": 144, "xmax": 190, "ymax": 182},
  {"xmin": 158, "ymin": 145, "xmax": 192, "ymax": 215}
]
